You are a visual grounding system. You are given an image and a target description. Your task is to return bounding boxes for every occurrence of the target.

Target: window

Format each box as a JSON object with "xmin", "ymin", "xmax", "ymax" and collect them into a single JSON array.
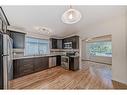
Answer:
[
  {"xmin": 25, "ymin": 37, "xmax": 49, "ymax": 55},
  {"xmin": 87, "ymin": 41, "xmax": 112, "ymax": 57}
]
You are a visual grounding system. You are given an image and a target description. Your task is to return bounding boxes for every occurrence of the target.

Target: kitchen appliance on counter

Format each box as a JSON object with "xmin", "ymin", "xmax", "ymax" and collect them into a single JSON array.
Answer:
[
  {"xmin": 66, "ymin": 51, "xmax": 79, "ymax": 57},
  {"xmin": 0, "ymin": 33, "xmax": 13, "ymax": 89}
]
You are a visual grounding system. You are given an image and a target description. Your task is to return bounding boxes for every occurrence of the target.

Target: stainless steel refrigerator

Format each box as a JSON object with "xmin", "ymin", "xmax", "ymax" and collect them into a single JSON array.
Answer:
[{"xmin": 0, "ymin": 32, "xmax": 13, "ymax": 89}]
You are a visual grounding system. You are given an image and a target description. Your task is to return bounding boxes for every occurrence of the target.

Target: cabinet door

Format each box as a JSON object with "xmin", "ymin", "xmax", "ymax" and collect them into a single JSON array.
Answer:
[
  {"xmin": 42, "ymin": 57, "xmax": 49, "ymax": 69},
  {"xmin": 71, "ymin": 36, "xmax": 79, "ymax": 49},
  {"xmin": 74, "ymin": 57, "xmax": 79, "ymax": 70},
  {"xmin": 13, "ymin": 60, "xmax": 21, "ymax": 78},
  {"xmin": 34, "ymin": 58, "xmax": 42, "ymax": 72},
  {"xmin": 10, "ymin": 31, "xmax": 25, "ymax": 49},
  {"xmin": 72, "ymin": 37, "xmax": 76, "ymax": 49},
  {"xmin": 75, "ymin": 36, "xmax": 79, "ymax": 49},
  {"xmin": 69, "ymin": 57, "xmax": 79, "ymax": 71},
  {"xmin": 57, "ymin": 39, "xmax": 62, "ymax": 49},
  {"xmin": 56, "ymin": 56, "xmax": 61, "ymax": 66},
  {"xmin": 19, "ymin": 58, "xmax": 34, "ymax": 76},
  {"xmin": 69, "ymin": 57, "xmax": 74, "ymax": 70},
  {"xmin": 34, "ymin": 57, "xmax": 49, "ymax": 72},
  {"xmin": 13, "ymin": 58, "xmax": 34, "ymax": 78},
  {"xmin": 52, "ymin": 38, "xmax": 57, "ymax": 49}
]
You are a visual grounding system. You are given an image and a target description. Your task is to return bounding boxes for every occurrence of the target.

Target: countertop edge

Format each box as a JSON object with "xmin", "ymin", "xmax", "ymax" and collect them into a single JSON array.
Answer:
[{"xmin": 13, "ymin": 54, "xmax": 63, "ymax": 60}]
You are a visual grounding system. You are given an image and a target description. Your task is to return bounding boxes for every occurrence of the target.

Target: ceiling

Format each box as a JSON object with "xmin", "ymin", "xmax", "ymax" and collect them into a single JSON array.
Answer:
[{"xmin": 2, "ymin": 6, "xmax": 126, "ymax": 37}]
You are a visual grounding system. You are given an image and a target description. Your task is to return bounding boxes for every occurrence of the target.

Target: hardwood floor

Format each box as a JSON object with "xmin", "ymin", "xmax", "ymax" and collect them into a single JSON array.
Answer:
[{"xmin": 9, "ymin": 61, "xmax": 127, "ymax": 89}]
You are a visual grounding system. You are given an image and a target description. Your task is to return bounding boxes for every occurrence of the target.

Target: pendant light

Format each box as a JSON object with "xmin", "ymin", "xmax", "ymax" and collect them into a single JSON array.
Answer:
[{"xmin": 62, "ymin": 5, "xmax": 82, "ymax": 24}]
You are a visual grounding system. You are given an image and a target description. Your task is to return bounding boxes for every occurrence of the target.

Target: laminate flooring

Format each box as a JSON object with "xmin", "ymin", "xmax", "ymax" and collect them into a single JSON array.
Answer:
[{"xmin": 10, "ymin": 61, "xmax": 127, "ymax": 89}]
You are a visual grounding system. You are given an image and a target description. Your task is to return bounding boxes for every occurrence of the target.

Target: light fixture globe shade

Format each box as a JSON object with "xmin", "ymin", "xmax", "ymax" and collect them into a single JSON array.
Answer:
[
  {"xmin": 34, "ymin": 26, "xmax": 53, "ymax": 35},
  {"xmin": 62, "ymin": 9, "xmax": 82, "ymax": 24}
]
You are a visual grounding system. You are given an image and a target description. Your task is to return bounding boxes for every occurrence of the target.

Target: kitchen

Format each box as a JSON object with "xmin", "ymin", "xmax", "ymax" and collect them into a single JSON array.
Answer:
[
  {"xmin": 12, "ymin": 34, "xmax": 80, "ymax": 79},
  {"xmin": 0, "ymin": 6, "xmax": 80, "ymax": 89},
  {"xmin": 0, "ymin": 6, "xmax": 127, "ymax": 90}
]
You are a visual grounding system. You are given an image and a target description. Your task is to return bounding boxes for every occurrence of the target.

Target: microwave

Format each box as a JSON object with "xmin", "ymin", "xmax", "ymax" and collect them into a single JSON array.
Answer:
[{"xmin": 64, "ymin": 42, "xmax": 72, "ymax": 49}]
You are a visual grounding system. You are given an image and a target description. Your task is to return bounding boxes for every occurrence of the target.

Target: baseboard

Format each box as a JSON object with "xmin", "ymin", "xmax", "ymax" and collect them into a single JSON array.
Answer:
[
  {"xmin": 82, "ymin": 59, "xmax": 112, "ymax": 65},
  {"xmin": 112, "ymin": 80, "xmax": 127, "ymax": 88}
]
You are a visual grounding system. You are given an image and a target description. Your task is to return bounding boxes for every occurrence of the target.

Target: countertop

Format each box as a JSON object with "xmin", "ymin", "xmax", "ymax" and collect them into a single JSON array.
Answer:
[
  {"xmin": 13, "ymin": 54, "xmax": 65, "ymax": 60},
  {"xmin": 69, "ymin": 55, "xmax": 79, "ymax": 58}
]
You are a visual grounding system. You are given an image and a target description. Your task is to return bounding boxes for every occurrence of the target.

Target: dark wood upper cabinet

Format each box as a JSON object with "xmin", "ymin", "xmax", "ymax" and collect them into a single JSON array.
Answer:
[
  {"xmin": 50, "ymin": 38, "xmax": 63, "ymax": 49},
  {"xmin": 73, "ymin": 36, "xmax": 79, "ymax": 49},
  {"xmin": 50, "ymin": 36, "xmax": 79, "ymax": 49},
  {"xmin": 10, "ymin": 31, "xmax": 25, "ymax": 49},
  {"xmin": 50, "ymin": 38, "xmax": 57, "ymax": 49},
  {"xmin": 57, "ymin": 39, "xmax": 63, "ymax": 49},
  {"xmin": 63, "ymin": 36, "xmax": 79, "ymax": 49}
]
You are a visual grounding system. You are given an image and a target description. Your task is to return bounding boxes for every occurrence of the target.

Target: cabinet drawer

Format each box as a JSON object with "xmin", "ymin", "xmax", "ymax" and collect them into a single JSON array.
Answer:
[
  {"xmin": 34, "ymin": 57, "xmax": 49, "ymax": 72},
  {"xmin": 34, "ymin": 66, "xmax": 43, "ymax": 72},
  {"xmin": 20, "ymin": 59, "xmax": 34, "ymax": 67},
  {"xmin": 20, "ymin": 64, "xmax": 33, "ymax": 71},
  {"xmin": 13, "ymin": 57, "xmax": 50, "ymax": 79},
  {"xmin": 19, "ymin": 58, "xmax": 34, "ymax": 76},
  {"xmin": 20, "ymin": 68, "xmax": 33, "ymax": 76},
  {"xmin": 21, "ymin": 58, "xmax": 34, "ymax": 64}
]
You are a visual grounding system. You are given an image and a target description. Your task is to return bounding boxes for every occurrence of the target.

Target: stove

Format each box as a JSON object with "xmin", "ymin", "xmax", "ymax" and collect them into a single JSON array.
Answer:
[{"xmin": 61, "ymin": 56, "xmax": 69, "ymax": 70}]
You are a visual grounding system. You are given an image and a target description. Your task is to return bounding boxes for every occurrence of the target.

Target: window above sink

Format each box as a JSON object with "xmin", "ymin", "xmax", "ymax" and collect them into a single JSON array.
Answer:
[{"xmin": 25, "ymin": 37, "xmax": 50, "ymax": 56}]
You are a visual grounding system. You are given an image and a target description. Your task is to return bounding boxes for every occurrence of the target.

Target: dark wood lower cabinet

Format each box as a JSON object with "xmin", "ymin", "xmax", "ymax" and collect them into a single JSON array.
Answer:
[
  {"xmin": 34, "ymin": 57, "xmax": 49, "ymax": 72},
  {"xmin": 13, "ymin": 60, "xmax": 21, "ymax": 78},
  {"xmin": 56, "ymin": 55, "xmax": 61, "ymax": 66},
  {"xmin": 13, "ymin": 57, "xmax": 49, "ymax": 79},
  {"xmin": 13, "ymin": 56, "xmax": 78, "ymax": 79},
  {"xmin": 19, "ymin": 58, "xmax": 34, "ymax": 76},
  {"xmin": 69, "ymin": 57, "xmax": 79, "ymax": 71}
]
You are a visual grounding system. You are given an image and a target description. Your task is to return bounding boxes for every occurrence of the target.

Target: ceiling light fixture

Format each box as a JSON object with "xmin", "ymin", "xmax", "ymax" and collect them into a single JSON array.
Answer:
[
  {"xmin": 62, "ymin": 5, "xmax": 82, "ymax": 24},
  {"xmin": 34, "ymin": 26, "xmax": 53, "ymax": 35}
]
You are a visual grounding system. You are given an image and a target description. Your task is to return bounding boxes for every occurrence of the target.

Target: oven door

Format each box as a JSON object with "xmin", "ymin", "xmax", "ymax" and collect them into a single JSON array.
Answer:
[{"xmin": 61, "ymin": 56, "xmax": 69, "ymax": 69}]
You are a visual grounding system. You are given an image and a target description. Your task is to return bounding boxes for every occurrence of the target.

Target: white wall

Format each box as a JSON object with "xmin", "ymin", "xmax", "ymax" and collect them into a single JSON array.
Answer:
[
  {"xmin": 26, "ymin": 32, "xmax": 50, "ymax": 39},
  {"xmin": 8, "ymin": 25, "xmax": 50, "ymax": 39},
  {"xmin": 88, "ymin": 56, "xmax": 112, "ymax": 64},
  {"xmin": 77, "ymin": 13, "xmax": 127, "ymax": 84},
  {"xmin": 112, "ymin": 13, "xmax": 127, "ymax": 84}
]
